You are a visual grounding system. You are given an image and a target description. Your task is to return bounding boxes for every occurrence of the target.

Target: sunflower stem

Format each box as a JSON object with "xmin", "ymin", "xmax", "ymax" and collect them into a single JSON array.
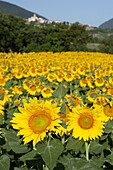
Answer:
[
  {"xmin": 85, "ymin": 141, "xmax": 89, "ymax": 161},
  {"xmin": 43, "ymin": 164, "xmax": 49, "ymax": 170},
  {"xmin": 70, "ymin": 82, "xmax": 72, "ymax": 94},
  {"xmin": 61, "ymin": 135, "xmax": 65, "ymax": 144}
]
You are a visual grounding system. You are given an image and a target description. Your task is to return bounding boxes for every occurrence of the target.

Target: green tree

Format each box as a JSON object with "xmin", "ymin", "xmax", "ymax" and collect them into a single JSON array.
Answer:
[
  {"xmin": 99, "ymin": 37, "xmax": 113, "ymax": 54},
  {"xmin": 67, "ymin": 23, "xmax": 92, "ymax": 51}
]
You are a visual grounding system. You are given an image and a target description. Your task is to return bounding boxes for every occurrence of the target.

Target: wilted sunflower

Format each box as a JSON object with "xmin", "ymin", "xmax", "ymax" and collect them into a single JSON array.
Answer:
[
  {"xmin": 11, "ymin": 98, "xmax": 61, "ymax": 147},
  {"xmin": 67, "ymin": 105, "xmax": 106, "ymax": 141}
]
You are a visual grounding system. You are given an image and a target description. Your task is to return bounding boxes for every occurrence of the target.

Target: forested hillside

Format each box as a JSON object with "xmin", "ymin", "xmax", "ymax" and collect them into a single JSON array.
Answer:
[
  {"xmin": 0, "ymin": 13, "xmax": 91, "ymax": 52},
  {"xmin": 0, "ymin": 0, "xmax": 46, "ymax": 19}
]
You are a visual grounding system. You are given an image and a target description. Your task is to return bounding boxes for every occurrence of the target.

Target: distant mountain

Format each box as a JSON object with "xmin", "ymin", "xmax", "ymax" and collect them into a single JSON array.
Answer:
[
  {"xmin": 99, "ymin": 18, "xmax": 113, "ymax": 29},
  {"xmin": 0, "ymin": 0, "xmax": 47, "ymax": 19}
]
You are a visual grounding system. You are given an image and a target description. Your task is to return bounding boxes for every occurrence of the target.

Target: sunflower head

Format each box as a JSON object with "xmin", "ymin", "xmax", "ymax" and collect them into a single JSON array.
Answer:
[
  {"xmin": 67, "ymin": 105, "xmax": 106, "ymax": 141},
  {"xmin": 103, "ymin": 102, "xmax": 113, "ymax": 120},
  {"xmin": 11, "ymin": 98, "xmax": 61, "ymax": 147},
  {"xmin": 94, "ymin": 95, "xmax": 108, "ymax": 105},
  {"xmin": 41, "ymin": 87, "xmax": 53, "ymax": 98}
]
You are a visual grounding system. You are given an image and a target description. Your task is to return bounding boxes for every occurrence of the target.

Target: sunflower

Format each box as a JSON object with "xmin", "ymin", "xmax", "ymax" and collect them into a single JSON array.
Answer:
[
  {"xmin": 77, "ymin": 66, "xmax": 86, "ymax": 75},
  {"xmin": 94, "ymin": 95, "xmax": 109, "ymax": 106},
  {"xmin": 47, "ymin": 73, "xmax": 55, "ymax": 82},
  {"xmin": 37, "ymin": 83, "xmax": 45, "ymax": 93},
  {"xmin": 13, "ymin": 85, "xmax": 23, "ymax": 95},
  {"xmin": 107, "ymin": 88, "xmax": 113, "ymax": 96},
  {"xmin": 103, "ymin": 102, "xmax": 113, "ymax": 120},
  {"xmin": 0, "ymin": 78, "xmax": 6, "ymax": 86},
  {"xmin": 56, "ymin": 73, "xmax": 64, "ymax": 82},
  {"xmin": 41, "ymin": 87, "xmax": 53, "ymax": 98},
  {"xmin": 86, "ymin": 75, "xmax": 94, "ymax": 81},
  {"xmin": 94, "ymin": 70, "xmax": 101, "ymax": 78},
  {"xmin": 14, "ymin": 99, "xmax": 20, "ymax": 105},
  {"xmin": 27, "ymin": 84, "xmax": 37, "ymax": 95},
  {"xmin": 6, "ymin": 73, "xmax": 13, "ymax": 81},
  {"xmin": 23, "ymin": 79, "xmax": 30, "ymax": 90},
  {"xmin": 23, "ymin": 69, "xmax": 30, "ymax": 78},
  {"xmin": 29, "ymin": 67, "xmax": 37, "ymax": 77},
  {"xmin": 73, "ymin": 74, "xmax": 81, "ymax": 79},
  {"xmin": 64, "ymin": 72, "xmax": 73, "ymax": 82},
  {"xmin": 11, "ymin": 98, "xmax": 61, "ymax": 147},
  {"xmin": 67, "ymin": 105, "xmax": 106, "ymax": 141},
  {"xmin": 87, "ymin": 95, "xmax": 95, "ymax": 102},
  {"xmin": 70, "ymin": 65, "xmax": 77, "ymax": 74},
  {"xmin": 94, "ymin": 78, "xmax": 105, "ymax": 87},
  {"xmin": 14, "ymin": 71, "xmax": 23, "ymax": 79},
  {"xmin": 1, "ymin": 64, "xmax": 9, "ymax": 72},
  {"xmin": 87, "ymin": 79, "xmax": 95, "ymax": 88},
  {"xmin": 109, "ymin": 77, "xmax": 113, "ymax": 86},
  {"xmin": 80, "ymin": 79, "xmax": 87, "ymax": 87}
]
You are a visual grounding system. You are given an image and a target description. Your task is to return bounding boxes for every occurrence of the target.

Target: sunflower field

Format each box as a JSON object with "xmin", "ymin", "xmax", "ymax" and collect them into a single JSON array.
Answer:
[{"xmin": 1, "ymin": 51, "xmax": 113, "ymax": 170}]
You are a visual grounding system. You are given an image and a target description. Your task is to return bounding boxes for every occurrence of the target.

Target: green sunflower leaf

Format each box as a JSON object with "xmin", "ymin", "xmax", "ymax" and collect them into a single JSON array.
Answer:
[
  {"xmin": 2, "ymin": 129, "xmax": 29, "ymax": 154},
  {"xmin": 90, "ymin": 140, "xmax": 108, "ymax": 154},
  {"xmin": 104, "ymin": 119, "xmax": 113, "ymax": 133},
  {"xmin": 53, "ymin": 84, "xmax": 68, "ymax": 99},
  {"xmin": 19, "ymin": 150, "xmax": 37, "ymax": 162},
  {"xmin": 106, "ymin": 152, "xmax": 113, "ymax": 165},
  {"xmin": 59, "ymin": 153, "xmax": 103, "ymax": 170},
  {"xmin": 19, "ymin": 149, "xmax": 44, "ymax": 167},
  {"xmin": 66, "ymin": 137, "xmax": 84, "ymax": 153},
  {"xmin": 0, "ymin": 155, "xmax": 10, "ymax": 170},
  {"xmin": 36, "ymin": 138, "xmax": 64, "ymax": 170}
]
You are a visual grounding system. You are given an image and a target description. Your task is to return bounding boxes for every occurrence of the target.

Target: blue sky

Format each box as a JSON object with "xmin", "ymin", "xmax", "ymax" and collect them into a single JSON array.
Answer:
[{"xmin": 2, "ymin": 0, "xmax": 113, "ymax": 27}]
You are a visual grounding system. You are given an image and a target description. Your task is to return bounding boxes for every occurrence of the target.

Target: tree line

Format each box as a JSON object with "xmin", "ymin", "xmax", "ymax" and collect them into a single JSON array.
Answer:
[
  {"xmin": 1, "ymin": 13, "xmax": 113, "ymax": 54},
  {"xmin": 0, "ymin": 13, "xmax": 92, "ymax": 53}
]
